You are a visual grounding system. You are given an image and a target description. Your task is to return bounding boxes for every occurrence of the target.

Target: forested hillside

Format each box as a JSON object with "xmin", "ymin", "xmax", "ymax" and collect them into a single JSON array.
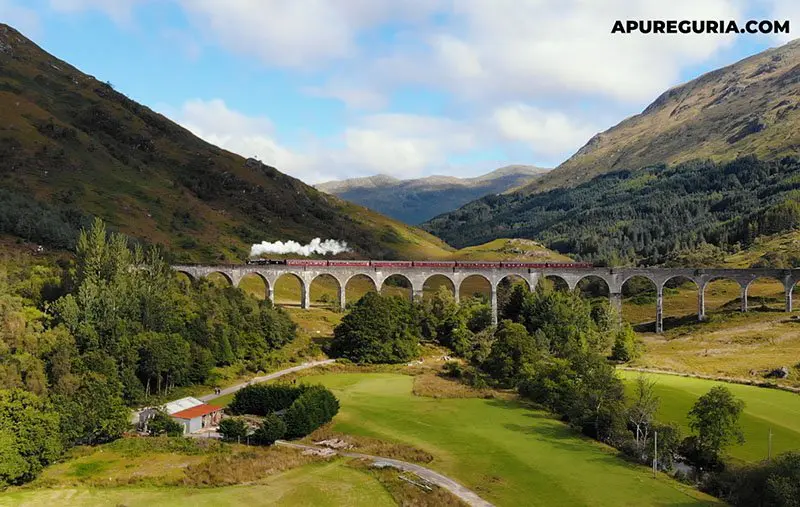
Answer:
[
  {"xmin": 0, "ymin": 24, "xmax": 451, "ymax": 262},
  {"xmin": 0, "ymin": 219, "xmax": 300, "ymax": 486},
  {"xmin": 316, "ymin": 165, "xmax": 546, "ymax": 224},
  {"xmin": 424, "ymin": 156, "xmax": 800, "ymax": 266}
]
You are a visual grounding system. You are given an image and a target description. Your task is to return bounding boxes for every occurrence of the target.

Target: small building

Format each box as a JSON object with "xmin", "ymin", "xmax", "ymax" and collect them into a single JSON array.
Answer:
[
  {"xmin": 135, "ymin": 397, "xmax": 216, "ymax": 434},
  {"xmin": 170, "ymin": 403, "xmax": 223, "ymax": 434},
  {"xmin": 163, "ymin": 396, "xmax": 204, "ymax": 415}
]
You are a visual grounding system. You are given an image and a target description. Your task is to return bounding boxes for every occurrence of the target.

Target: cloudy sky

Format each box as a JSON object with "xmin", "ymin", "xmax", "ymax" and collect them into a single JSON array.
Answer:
[{"xmin": 2, "ymin": 0, "xmax": 797, "ymax": 183}]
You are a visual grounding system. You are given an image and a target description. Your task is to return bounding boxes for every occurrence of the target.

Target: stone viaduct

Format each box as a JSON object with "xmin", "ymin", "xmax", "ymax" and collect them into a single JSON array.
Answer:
[{"xmin": 172, "ymin": 264, "xmax": 800, "ymax": 333}]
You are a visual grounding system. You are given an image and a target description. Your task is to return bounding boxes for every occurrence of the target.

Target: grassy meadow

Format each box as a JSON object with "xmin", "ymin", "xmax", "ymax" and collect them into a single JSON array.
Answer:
[
  {"xmin": 619, "ymin": 371, "xmax": 800, "ymax": 463},
  {"xmin": 299, "ymin": 373, "xmax": 717, "ymax": 507},
  {"xmin": 2, "ymin": 460, "xmax": 395, "ymax": 507}
]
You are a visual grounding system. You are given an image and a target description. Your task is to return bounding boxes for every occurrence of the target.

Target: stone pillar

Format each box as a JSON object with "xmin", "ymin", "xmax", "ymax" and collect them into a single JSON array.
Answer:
[
  {"xmin": 267, "ymin": 286, "xmax": 275, "ymax": 305},
  {"xmin": 339, "ymin": 284, "xmax": 347, "ymax": 312},
  {"xmin": 301, "ymin": 282, "xmax": 310, "ymax": 309},
  {"xmin": 529, "ymin": 272, "xmax": 540, "ymax": 292},
  {"xmin": 609, "ymin": 292, "xmax": 623, "ymax": 324},
  {"xmin": 740, "ymin": 285, "xmax": 748, "ymax": 313},
  {"xmin": 786, "ymin": 284, "xmax": 794, "ymax": 313},
  {"xmin": 491, "ymin": 287, "xmax": 498, "ymax": 326},
  {"xmin": 454, "ymin": 288, "xmax": 460, "ymax": 305},
  {"xmin": 655, "ymin": 285, "xmax": 664, "ymax": 333},
  {"xmin": 412, "ymin": 289, "xmax": 424, "ymax": 302},
  {"xmin": 697, "ymin": 286, "xmax": 706, "ymax": 321}
]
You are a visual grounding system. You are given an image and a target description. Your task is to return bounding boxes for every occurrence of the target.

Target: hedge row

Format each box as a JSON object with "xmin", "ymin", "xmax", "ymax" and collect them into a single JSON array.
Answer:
[
  {"xmin": 227, "ymin": 384, "xmax": 305, "ymax": 416},
  {"xmin": 226, "ymin": 383, "xmax": 340, "ymax": 441}
]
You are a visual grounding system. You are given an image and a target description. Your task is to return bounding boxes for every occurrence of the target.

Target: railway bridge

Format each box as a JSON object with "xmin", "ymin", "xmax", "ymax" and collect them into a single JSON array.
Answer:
[{"xmin": 172, "ymin": 264, "xmax": 800, "ymax": 333}]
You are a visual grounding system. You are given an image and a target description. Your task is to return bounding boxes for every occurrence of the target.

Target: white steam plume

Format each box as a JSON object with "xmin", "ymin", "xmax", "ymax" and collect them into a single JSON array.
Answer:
[{"xmin": 250, "ymin": 238, "xmax": 350, "ymax": 257}]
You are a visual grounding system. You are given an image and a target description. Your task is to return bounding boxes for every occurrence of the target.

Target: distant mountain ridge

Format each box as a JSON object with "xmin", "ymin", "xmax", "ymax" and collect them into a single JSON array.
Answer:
[{"xmin": 316, "ymin": 165, "xmax": 547, "ymax": 224}]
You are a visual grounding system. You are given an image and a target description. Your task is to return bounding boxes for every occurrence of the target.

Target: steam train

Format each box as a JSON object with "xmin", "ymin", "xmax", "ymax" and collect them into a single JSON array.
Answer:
[{"xmin": 245, "ymin": 259, "xmax": 593, "ymax": 269}]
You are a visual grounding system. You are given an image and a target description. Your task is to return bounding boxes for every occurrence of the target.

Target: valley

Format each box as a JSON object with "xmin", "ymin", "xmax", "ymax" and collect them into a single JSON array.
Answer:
[{"xmin": 2, "ymin": 9, "xmax": 800, "ymax": 507}]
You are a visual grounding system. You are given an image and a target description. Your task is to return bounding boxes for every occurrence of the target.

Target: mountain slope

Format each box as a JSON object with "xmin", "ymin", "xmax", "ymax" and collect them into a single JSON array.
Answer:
[
  {"xmin": 316, "ymin": 165, "xmax": 546, "ymax": 224},
  {"xmin": 0, "ymin": 24, "xmax": 452, "ymax": 262},
  {"xmin": 519, "ymin": 39, "xmax": 800, "ymax": 194},
  {"xmin": 424, "ymin": 156, "xmax": 800, "ymax": 265}
]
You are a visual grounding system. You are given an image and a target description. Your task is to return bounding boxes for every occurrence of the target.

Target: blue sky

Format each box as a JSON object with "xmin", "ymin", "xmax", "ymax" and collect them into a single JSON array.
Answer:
[{"xmin": 1, "ymin": 0, "xmax": 797, "ymax": 183}]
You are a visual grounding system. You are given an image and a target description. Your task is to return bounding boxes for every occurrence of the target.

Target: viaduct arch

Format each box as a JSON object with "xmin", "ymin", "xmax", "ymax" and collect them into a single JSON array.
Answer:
[{"xmin": 172, "ymin": 264, "xmax": 800, "ymax": 332}]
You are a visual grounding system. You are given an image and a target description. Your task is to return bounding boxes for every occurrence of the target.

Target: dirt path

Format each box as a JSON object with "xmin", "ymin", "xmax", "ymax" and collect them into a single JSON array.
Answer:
[
  {"xmin": 277, "ymin": 441, "xmax": 495, "ymax": 507},
  {"xmin": 199, "ymin": 359, "xmax": 336, "ymax": 403}
]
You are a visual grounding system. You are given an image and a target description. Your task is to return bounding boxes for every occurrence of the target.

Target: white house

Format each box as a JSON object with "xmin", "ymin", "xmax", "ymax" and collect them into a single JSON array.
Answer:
[{"xmin": 170, "ymin": 403, "xmax": 223, "ymax": 434}]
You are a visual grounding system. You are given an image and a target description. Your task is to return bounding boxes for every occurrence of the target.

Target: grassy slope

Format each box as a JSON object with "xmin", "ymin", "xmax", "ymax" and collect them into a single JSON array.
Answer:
[
  {"xmin": 619, "ymin": 371, "xmax": 800, "ymax": 463},
  {"xmin": 448, "ymin": 238, "xmax": 571, "ymax": 262},
  {"xmin": 1, "ymin": 461, "xmax": 395, "ymax": 507},
  {"xmin": 302, "ymin": 373, "xmax": 716, "ymax": 507},
  {"xmin": 623, "ymin": 277, "xmax": 800, "ymax": 388},
  {"xmin": 721, "ymin": 230, "xmax": 800, "ymax": 268},
  {"xmin": 0, "ymin": 24, "xmax": 450, "ymax": 262}
]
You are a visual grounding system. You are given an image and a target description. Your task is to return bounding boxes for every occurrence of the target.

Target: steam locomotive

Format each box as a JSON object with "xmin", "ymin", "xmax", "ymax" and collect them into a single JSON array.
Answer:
[{"xmin": 245, "ymin": 259, "xmax": 593, "ymax": 269}]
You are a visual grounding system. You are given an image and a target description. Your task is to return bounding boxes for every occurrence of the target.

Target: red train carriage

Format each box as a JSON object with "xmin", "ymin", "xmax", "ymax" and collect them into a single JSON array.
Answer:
[
  {"xmin": 328, "ymin": 260, "xmax": 371, "ymax": 267},
  {"xmin": 371, "ymin": 261, "xmax": 413, "ymax": 268},
  {"xmin": 285, "ymin": 259, "xmax": 328, "ymax": 266},
  {"xmin": 500, "ymin": 262, "xmax": 547, "ymax": 268},
  {"xmin": 456, "ymin": 261, "xmax": 501, "ymax": 269},
  {"xmin": 412, "ymin": 261, "xmax": 457, "ymax": 268}
]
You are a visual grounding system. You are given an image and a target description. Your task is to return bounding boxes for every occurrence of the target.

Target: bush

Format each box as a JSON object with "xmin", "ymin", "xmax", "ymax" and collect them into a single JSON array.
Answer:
[
  {"xmin": 147, "ymin": 410, "xmax": 184, "ymax": 437},
  {"xmin": 611, "ymin": 324, "xmax": 639, "ymax": 362},
  {"xmin": 228, "ymin": 384, "xmax": 305, "ymax": 416},
  {"xmin": 218, "ymin": 418, "xmax": 249, "ymax": 443},
  {"xmin": 253, "ymin": 414, "xmax": 286, "ymax": 445},
  {"xmin": 283, "ymin": 385, "xmax": 340, "ymax": 440},
  {"xmin": 702, "ymin": 452, "xmax": 800, "ymax": 506}
]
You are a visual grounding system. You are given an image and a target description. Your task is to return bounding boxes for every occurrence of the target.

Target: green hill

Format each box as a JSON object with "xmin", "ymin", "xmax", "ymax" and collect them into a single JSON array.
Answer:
[
  {"xmin": 0, "ymin": 24, "xmax": 451, "ymax": 262},
  {"xmin": 424, "ymin": 156, "xmax": 800, "ymax": 265}
]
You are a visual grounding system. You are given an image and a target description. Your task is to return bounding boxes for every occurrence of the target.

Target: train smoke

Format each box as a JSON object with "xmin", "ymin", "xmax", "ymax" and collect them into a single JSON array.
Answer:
[{"xmin": 249, "ymin": 238, "xmax": 350, "ymax": 257}]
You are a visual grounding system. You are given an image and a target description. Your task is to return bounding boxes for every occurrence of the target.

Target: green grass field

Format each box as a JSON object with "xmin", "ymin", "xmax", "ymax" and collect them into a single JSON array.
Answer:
[
  {"xmin": 1, "ymin": 460, "xmax": 395, "ymax": 507},
  {"xmin": 299, "ymin": 373, "xmax": 717, "ymax": 506},
  {"xmin": 619, "ymin": 371, "xmax": 800, "ymax": 463}
]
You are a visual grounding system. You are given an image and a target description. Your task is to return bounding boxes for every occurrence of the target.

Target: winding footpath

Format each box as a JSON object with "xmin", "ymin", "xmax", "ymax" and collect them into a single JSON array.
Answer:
[
  {"xmin": 277, "ymin": 441, "xmax": 495, "ymax": 507},
  {"xmin": 199, "ymin": 359, "xmax": 336, "ymax": 403}
]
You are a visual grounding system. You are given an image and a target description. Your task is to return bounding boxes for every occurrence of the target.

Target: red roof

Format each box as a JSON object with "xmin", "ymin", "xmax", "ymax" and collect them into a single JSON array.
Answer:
[{"xmin": 170, "ymin": 404, "xmax": 222, "ymax": 419}]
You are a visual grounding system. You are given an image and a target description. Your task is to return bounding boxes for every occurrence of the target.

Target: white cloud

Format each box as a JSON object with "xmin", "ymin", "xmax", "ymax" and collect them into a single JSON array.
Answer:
[
  {"xmin": 369, "ymin": 0, "xmax": 743, "ymax": 104},
  {"xmin": 178, "ymin": 0, "xmax": 445, "ymax": 69},
  {"xmin": 48, "ymin": 0, "xmax": 143, "ymax": 24},
  {"xmin": 303, "ymin": 80, "xmax": 386, "ymax": 110},
  {"xmin": 170, "ymin": 99, "xmax": 323, "ymax": 181},
  {"xmin": 490, "ymin": 105, "xmax": 599, "ymax": 156},
  {"xmin": 164, "ymin": 99, "xmax": 494, "ymax": 183},
  {"xmin": 166, "ymin": 99, "xmax": 595, "ymax": 183}
]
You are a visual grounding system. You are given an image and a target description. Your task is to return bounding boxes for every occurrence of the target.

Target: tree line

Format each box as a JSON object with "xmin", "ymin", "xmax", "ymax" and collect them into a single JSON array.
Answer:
[
  {"xmin": 423, "ymin": 156, "xmax": 800, "ymax": 267},
  {"xmin": 0, "ymin": 218, "xmax": 297, "ymax": 486}
]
